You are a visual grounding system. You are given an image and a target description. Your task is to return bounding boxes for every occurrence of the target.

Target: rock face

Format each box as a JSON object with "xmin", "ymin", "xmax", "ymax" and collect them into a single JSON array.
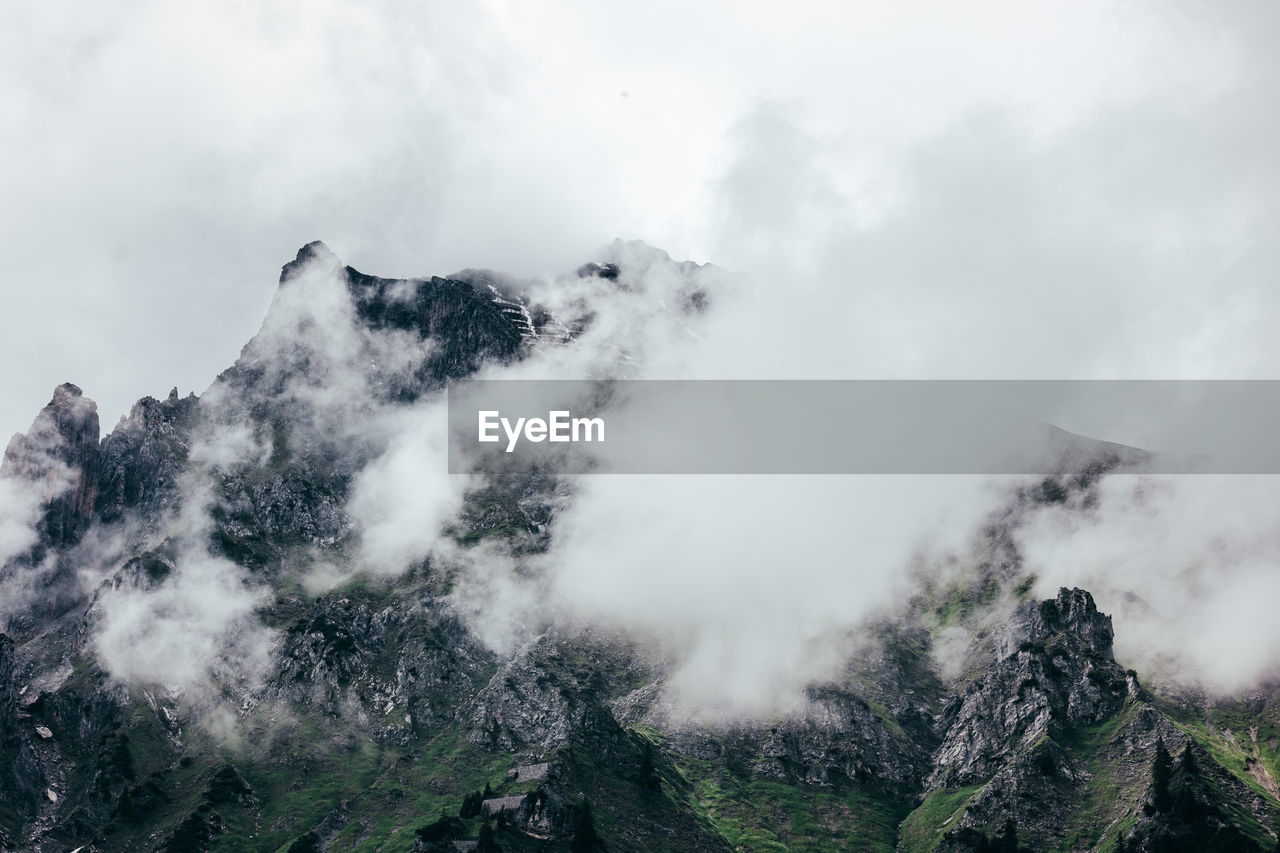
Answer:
[
  {"xmin": 614, "ymin": 622, "xmax": 941, "ymax": 802},
  {"xmin": 0, "ymin": 243, "xmax": 1276, "ymax": 853},
  {"xmin": 0, "ymin": 633, "xmax": 32, "ymax": 850},
  {"xmin": 199, "ymin": 241, "xmax": 560, "ymax": 573},
  {"xmin": 930, "ymin": 588, "xmax": 1130, "ymax": 789},
  {"xmin": 96, "ymin": 389, "xmax": 198, "ymax": 525},
  {"xmin": 2, "ymin": 384, "xmax": 102, "ymax": 553},
  {"xmin": 753, "ymin": 684, "xmax": 932, "ymax": 794},
  {"xmin": 467, "ymin": 636, "xmax": 633, "ymax": 755},
  {"xmin": 270, "ymin": 592, "xmax": 494, "ymax": 737},
  {"xmin": 229, "ymin": 241, "xmax": 527, "ymax": 406}
]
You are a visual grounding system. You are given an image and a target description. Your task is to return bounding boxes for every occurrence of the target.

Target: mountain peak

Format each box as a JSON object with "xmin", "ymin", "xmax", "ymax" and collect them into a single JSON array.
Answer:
[
  {"xmin": 38, "ymin": 382, "xmax": 98, "ymax": 432},
  {"xmin": 1040, "ymin": 586, "xmax": 1113, "ymax": 653},
  {"xmin": 1, "ymin": 383, "xmax": 102, "ymax": 555},
  {"xmin": 279, "ymin": 240, "xmax": 342, "ymax": 285},
  {"xmin": 50, "ymin": 382, "xmax": 84, "ymax": 401}
]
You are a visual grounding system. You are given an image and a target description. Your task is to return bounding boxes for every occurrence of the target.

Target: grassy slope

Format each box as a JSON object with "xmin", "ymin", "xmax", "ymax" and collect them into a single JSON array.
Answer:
[
  {"xmin": 94, "ymin": 710, "xmax": 743, "ymax": 853},
  {"xmin": 896, "ymin": 695, "xmax": 1280, "ymax": 853},
  {"xmin": 892, "ymin": 699, "xmax": 1151, "ymax": 853},
  {"xmin": 646, "ymin": 726, "xmax": 906, "ymax": 853},
  {"xmin": 897, "ymin": 785, "xmax": 983, "ymax": 853},
  {"xmin": 1157, "ymin": 696, "xmax": 1280, "ymax": 849},
  {"xmin": 1053, "ymin": 699, "xmax": 1149, "ymax": 852},
  {"xmin": 95, "ymin": 720, "xmax": 514, "ymax": 852}
]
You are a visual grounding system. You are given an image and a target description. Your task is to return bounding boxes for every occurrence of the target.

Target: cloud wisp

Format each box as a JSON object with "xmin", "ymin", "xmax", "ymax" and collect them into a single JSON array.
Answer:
[
  {"xmin": 90, "ymin": 478, "xmax": 277, "ymax": 699},
  {"xmin": 1018, "ymin": 474, "xmax": 1280, "ymax": 694}
]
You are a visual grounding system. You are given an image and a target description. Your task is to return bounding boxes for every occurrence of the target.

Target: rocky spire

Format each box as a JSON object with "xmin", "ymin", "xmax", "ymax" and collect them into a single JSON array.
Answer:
[
  {"xmin": 279, "ymin": 240, "xmax": 342, "ymax": 285},
  {"xmin": 1, "ymin": 383, "xmax": 101, "ymax": 551}
]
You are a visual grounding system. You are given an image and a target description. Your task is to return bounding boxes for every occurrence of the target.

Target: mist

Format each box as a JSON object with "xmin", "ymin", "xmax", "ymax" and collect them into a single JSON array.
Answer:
[
  {"xmin": 1, "ymin": 1, "xmax": 1277, "ymax": 720},
  {"xmin": 1019, "ymin": 474, "xmax": 1280, "ymax": 694},
  {"xmin": 538, "ymin": 474, "xmax": 995, "ymax": 718},
  {"xmin": 0, "ymin": 456, "xmax": 67, "ymax": 571},
  {"xmin": 7, "ymin": 2, "xmax": 1277, "ymax": 437}
]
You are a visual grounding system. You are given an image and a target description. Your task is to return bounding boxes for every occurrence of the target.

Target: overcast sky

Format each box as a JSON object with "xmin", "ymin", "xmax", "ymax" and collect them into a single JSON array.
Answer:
[{"xmin": 2, "ymin": 0, "xmax": 1277, "ymax": 440}]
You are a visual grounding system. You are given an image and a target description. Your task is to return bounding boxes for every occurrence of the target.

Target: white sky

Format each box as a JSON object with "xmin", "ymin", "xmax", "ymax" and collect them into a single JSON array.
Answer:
[{"xmin": 2, "ymin": 0, "xmax": 1277, "ymax": 439}]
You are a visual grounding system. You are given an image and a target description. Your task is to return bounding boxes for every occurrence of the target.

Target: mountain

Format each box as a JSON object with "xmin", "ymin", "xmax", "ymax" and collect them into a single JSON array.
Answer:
[{"xmin": 1, "ymin": 243, "xmax": 1278, "ymax": 852}]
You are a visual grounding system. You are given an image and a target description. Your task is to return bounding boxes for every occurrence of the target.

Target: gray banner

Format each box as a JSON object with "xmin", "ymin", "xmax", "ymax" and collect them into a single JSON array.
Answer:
[{"xmin": 446, "ymin": 380, "xmax": 1280, "ymax": 474}]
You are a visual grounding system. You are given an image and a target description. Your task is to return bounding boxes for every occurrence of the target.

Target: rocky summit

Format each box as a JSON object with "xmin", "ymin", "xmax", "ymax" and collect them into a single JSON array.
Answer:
[{"xmin": 2, "ymin": 244, "xmax": 1279, "ymax": 853}]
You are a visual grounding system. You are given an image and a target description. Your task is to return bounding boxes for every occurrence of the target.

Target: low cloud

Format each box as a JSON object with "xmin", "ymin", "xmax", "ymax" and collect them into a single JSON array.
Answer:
[
  {"xmin": 91, "ymin": 551, "xmax": 273, "ymax": 696},
  {"xmin": 537, "ymin": 474, "xmax": 996, "ymax": 718},
  {"xmin": 89, "ymin": 477, "xmax": 276, "ymax": 698},
  {"xmin": 0, "ymin": 395, "xmax": 82, "ymax": 630},
  {"xmin": 1018, "ymin": 474, "xmax": 1280, "ymax": 693},
  {"xmin": 345, "ymin": 401, "xmax": 467, "ymax": 578},
  {"xmin": 0, "ymin": 475, "xmax": 51, "ymax": 572}
]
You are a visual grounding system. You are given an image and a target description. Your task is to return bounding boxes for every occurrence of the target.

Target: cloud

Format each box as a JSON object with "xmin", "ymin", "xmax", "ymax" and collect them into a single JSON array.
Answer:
[
  {"xmin": 445, "ymin": 7, "xmax": 1280, "ymax": 707},
  {"xmin": 538, "ymin": 474, "xmax": 997, "ymax": 718},
  {"xmin": 701, "ymin": 93, "xmax": 1280, "ymax": 383},
  {"xmin": 366, "ymin": 45, "xmax": 1280, "ymax": 711},
  {"xmin": 0, "ymin": 474, "xmax": 55, "ymax": 572},
  {"xmin": 345, "ymin": 401, "xmax": 467, "ymax": 577},
  {"xmin": 212, "ymin": 246, "xmax": 431, "ymax": 446},
  {"xmin": 7, "ymin": 1, "xmax": 1270, "ymax": 437},
  {"xmin": 0, "ymin": 394, "xmax": 84, "ymax": 629},
  {"xmin": 89, "ymin": 478, "xmax": 276, "ymax": 698},
  {"xmin": 91, "ymin": 549, "xmax": 274, "ymax": 695},
  {"xmin": 1018, "ymin": 474, "xmax": 1280, "ymax": 693}
]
